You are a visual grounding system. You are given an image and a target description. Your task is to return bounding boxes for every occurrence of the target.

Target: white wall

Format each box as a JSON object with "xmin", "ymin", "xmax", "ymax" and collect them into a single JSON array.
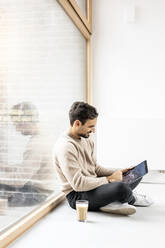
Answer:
[{"xmin": 92, "ymin": 0, "xmax": 165, "ymax": 170}]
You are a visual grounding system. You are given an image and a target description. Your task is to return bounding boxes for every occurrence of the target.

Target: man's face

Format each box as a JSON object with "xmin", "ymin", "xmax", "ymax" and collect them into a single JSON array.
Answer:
[{"xmin": 76, "ymin": 118, "xmax": 97, "ymax": 138}]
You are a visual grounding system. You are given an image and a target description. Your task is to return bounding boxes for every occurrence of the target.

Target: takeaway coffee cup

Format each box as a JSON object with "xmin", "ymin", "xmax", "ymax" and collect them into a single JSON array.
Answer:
[{"xmin": 76, "ymin": 200, "xmax": 88, "ymax": 222}]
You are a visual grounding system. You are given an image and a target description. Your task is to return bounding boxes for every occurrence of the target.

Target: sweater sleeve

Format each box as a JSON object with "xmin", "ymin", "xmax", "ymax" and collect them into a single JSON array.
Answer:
[
  {"xmin": 56, "ymin": 143, "xmax": 108, "ymax": 192},
  {"xmin": 95, "ymin": 164, "xmax": 116, "ymax": 177}
]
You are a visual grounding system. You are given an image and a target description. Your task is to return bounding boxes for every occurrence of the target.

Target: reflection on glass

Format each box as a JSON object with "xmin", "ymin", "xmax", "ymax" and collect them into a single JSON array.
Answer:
[
  {"xmin": 0, "ymin": 102, "xmax": 56, "ymax": 207},
  {"xmin": 0, "ymin": 0, "xmax": 86, "ymax": 236}
]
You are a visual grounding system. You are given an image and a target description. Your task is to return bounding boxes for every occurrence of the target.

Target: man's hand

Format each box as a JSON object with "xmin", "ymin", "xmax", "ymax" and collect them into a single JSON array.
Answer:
[
  {"xmin": 106, "ymin": 170, "xmax": 123, "ymax": 183},
  {"xmin": 122, "ymin": 166, "xmax": 134, "ymax": 174}
]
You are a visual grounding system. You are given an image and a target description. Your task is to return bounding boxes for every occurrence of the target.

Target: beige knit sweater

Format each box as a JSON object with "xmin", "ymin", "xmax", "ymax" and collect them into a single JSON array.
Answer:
[{"xmin": 54, "ymin": 132, "xmax": 115, "ymax": 195}]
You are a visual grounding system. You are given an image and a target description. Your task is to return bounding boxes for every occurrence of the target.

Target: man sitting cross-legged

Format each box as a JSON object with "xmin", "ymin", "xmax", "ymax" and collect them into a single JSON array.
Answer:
[{"xmin": 54, "ymin": 101, "xmax": 153, "ymax": 215}]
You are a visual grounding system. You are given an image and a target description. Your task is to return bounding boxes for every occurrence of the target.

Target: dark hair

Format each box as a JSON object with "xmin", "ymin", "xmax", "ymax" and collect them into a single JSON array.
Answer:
[{"xmin": 69, "ymin": 101, "xmax": 98, "ymax": 126}]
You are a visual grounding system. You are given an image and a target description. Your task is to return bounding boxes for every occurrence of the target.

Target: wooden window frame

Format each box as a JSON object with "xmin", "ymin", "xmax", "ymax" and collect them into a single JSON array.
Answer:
[
  {"xmin": 57, "ymin": 0, "xmax": 92, "ymax": 104},
  {"xmin": 0, "ymin": 193, "xmax": 65, "ymax": 248},
  {"xmin": 0, "ymin": 1, "xmax": 92, "ymax": 247}
]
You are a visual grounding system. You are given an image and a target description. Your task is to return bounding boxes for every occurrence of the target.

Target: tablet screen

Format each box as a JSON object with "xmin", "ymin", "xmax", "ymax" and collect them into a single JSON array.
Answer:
[{"xmin": 123, "ymin": 160, "xmax": 148, "ymax": 184}]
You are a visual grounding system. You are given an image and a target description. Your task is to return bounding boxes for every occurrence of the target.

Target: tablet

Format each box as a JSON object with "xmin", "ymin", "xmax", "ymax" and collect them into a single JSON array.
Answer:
[{"xmin": 122, "ymin": 160, "xmax": 148, "ymax": 184}]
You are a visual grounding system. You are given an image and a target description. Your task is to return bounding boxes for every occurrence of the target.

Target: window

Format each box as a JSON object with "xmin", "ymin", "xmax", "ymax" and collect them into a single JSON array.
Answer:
[{"xmin": 0, "ymin": 0, "xmax": 92, "ymax": 246}]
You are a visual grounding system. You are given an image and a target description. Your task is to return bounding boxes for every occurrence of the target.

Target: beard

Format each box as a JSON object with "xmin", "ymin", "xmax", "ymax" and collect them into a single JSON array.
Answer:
[{"xmin": 79, "ymin": 131, "xmax": 91, "ymax": 139}]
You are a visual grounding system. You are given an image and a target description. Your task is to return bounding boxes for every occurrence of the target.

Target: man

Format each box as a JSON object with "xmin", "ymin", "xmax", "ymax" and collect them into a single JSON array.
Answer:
[
  {"xmin": 0, "ymin": 102, "xmax": 57, "ymax": 206},
  {"xmin": 54, "ymin": 101, "xmax": 153, "ymax": 215}
]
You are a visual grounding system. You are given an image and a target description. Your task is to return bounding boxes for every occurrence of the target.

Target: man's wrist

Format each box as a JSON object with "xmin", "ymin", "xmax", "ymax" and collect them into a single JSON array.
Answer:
[{"xmin": 107, "ymin": 176, "xmax": 112, "ymax": 183}]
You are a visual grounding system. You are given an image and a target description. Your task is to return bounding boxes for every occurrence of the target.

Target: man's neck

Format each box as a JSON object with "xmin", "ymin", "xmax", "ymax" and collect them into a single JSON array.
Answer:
[{"xmin": 68, "ymin": 128, "xmax": 81, "ymax": 140}]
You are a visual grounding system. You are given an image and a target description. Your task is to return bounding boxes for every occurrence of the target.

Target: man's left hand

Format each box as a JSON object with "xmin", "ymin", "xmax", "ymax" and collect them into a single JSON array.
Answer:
[{"xmin": 122, "ymin": 166, "xmax": 134, "ymax": 174}]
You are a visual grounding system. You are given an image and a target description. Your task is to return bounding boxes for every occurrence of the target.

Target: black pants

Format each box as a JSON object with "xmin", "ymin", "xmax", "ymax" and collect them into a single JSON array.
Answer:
[{"xmin": 66, "ymin": 178, "xmax": 142, "ymax": 211}]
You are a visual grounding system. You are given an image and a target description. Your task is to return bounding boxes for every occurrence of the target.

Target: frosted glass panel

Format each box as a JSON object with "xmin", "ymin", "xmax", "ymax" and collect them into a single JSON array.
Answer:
[
  {"xmin": 75, "ymin": 0, "xmax": 87, "ymax": 18},
  {"xmin": 0, "ymin": 0, "xmax": 86, "ymax": 231}
]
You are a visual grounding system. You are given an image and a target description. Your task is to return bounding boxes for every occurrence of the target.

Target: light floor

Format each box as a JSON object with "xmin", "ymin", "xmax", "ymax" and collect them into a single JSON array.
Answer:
[
  {"xmin": 142, "ymin": 170, "xmax": 165, "ymax": 184},
  {"xmin": 0, "ymin": 206, "xmax": 35, "ymax": 232},
  {"xmin": 9, "ymin": 183, "xmax": 165, "ymax": 248}
]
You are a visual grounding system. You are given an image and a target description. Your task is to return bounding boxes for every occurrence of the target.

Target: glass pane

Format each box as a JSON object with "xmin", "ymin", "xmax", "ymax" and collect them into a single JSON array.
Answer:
[
  {"xmin": 75, "ymin": 0, "xmax": 87, "ymax": 18},
  {"xmin": 0, "ymin": 0, "xmax": 86, "ymax": 232}
]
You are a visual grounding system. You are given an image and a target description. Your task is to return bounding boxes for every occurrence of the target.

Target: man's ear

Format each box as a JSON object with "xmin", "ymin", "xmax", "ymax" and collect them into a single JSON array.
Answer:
[{"xmin": 74, "ymin": 120, "xmax": 81, "ymax": 127}]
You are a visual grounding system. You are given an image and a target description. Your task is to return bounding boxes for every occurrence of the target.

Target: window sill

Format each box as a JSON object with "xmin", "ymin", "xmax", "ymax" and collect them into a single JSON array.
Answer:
[{"xmin": 0, "ymin": 192, "xmax": 65, "ymax": 248}]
